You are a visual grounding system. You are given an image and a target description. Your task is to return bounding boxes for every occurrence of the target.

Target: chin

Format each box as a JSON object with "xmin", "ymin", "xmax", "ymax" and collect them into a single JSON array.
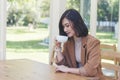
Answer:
[{"xmin": 67, "ymin": 35, "xmax": 73, "ymax": 38}]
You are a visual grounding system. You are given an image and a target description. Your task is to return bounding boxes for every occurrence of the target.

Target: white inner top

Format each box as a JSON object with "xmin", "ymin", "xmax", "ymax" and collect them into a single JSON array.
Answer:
[{"xmin": 74, "ymin": 37, "xmax": 81, "ymax": 63}]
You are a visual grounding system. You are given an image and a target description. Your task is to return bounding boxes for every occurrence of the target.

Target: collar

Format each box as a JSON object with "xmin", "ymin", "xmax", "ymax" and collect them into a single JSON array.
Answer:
[{"xmin": 81, "ymin": 35, "xmax": 88, "ymax": 47}]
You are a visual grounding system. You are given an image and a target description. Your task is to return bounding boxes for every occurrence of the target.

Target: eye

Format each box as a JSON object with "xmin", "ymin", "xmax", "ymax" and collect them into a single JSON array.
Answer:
[
  {"xmin": 66, "ymin": 24, "xmax": 69, "ymax": 27},
  {"xmin": 63, "ymin": 23, "xmax": 70, "ymax": 29}
]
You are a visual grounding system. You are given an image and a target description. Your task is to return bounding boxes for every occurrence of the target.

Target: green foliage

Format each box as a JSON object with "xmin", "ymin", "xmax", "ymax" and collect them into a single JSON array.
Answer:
[
  {"xmin": 40, "ymin": 0, "xmax": 50, "ymax": 17},
  {"xmin": 97, "ymin": 0, "xmax": 119, "ymax": 21},
  {"xmin": 36, "ymin": 23, "xmax": 48, "ymax": 28},
  {"xmin": 22, "ymin": 10, "xmax": 36, "ymax": 26},
  {"xmin": 7, "ymin": 40, "xmax": 48, "ymax": 53},
  {"xmin": 7, "ymin": 0, "xmax": 50, "ymax": 26},
  {"xmin": 7, "ymin": 0, "xmax": 38, "ymax": 26},
  {"xmin": 67, "ymin": 0, "xmax": 80, "ymax": 11},
  {"xmin": 7, "ymin": 0, "xmax": 119, "ymax": 27},
  {"xmin": 7, "ymin": 7, "xmax": 23, "ymax": 26},
  {"xmin": 112, "ymin": 0, "xmax": 119, "ymax": 21},
  {"xmin": 98, "ymin": 0, "xmax": 109, "ymax": 21}
]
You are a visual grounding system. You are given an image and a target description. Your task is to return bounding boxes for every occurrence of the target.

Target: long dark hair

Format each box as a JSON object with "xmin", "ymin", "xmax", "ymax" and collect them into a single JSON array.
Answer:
[{"xmin": 59, "ymin": 9, "xmax": 88, "ymax": 37}]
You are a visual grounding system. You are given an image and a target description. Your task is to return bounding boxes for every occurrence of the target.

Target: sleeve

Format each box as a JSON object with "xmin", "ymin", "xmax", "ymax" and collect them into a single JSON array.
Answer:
[{"xmin": 83, "ymin": 39, "xmax": 101, "ymax": 77}]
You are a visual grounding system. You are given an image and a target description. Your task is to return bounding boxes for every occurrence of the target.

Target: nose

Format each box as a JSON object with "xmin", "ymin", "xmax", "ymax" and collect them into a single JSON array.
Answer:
[{"xmin": 64, "ymin": 27, "xmax": 67, "ymax": 32}]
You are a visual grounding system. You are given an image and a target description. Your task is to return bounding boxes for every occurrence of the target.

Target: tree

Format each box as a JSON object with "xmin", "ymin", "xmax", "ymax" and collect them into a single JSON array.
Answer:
[
  {"xmin": 40, "ymin": 0, "xmax": 50, "ymax": 18},
  {"xmin": 97, "ymin": 0, "xmax": 118, "ymax": 21},
  {"xmin": 7, "ymin": 0, "xmax": 38, "ymax": 26},
  {"xmin": 112, "ymin": 0, "xmax": 119, "ymax": 21},
  {"xmin": 67, "ymin": 0, "xmax": 80, "ymax": 12}
]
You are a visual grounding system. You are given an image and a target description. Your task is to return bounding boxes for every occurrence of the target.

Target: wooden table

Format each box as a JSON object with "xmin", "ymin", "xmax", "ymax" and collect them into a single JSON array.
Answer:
[
  {"xmin": 0, "ymin": 59, "xmax": 112, "ymax": 80},
  {"xmin": 0, "ymin": 59, "xmax": 87, "ymax": 80}
]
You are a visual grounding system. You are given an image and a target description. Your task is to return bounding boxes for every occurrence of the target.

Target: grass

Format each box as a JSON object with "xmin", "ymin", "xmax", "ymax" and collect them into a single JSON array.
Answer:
[
  {"xmin": 7, "ymin": 27, "xmax": 49, "ymax": 54},
  {"xmin": 6, "ymin": 26, "xmax": 49, "ymax": 63},
  {"xmin": 96, "ymin": 31, "xmax": 117, "ymax": 45}
]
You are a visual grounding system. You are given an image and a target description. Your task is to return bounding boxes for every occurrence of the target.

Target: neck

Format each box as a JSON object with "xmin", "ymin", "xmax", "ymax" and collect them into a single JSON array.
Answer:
[
  {"xmin": 73, "ymin": 36, "xmax": 77, "ymax": 40},
  {"xmin": 74, "ymin": 36, "xmax": 81, "ymax": 41}
]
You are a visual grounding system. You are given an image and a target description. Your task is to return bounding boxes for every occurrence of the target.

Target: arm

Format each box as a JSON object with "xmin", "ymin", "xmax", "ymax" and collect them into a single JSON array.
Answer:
[
  {"xmin": 83, "ymin": 39, "xmax": 101, "ymax": 76},
  {"xmin": 54, "ymin": 47, "xmax": 64, "ymax": 63},
  {"xmin": 55, "ymin": 42, "xmax": 69, "ymax": 66},
  {"xmin": 55, "ymin": 39, "xmax": 100, "ymax": 77},
  {"xmin": 56, "ymin": 65, "xmax": 87, "ymax": 76},
  {"xmin": 53, "ymin": 38, "xmax": 64, "ymax": 64}
]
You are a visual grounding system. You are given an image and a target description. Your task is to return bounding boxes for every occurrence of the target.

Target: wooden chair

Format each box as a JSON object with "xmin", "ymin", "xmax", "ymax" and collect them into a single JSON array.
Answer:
[
  {"xmin": 100, "ymin": 44, "xmax": 116, "ymax": 52},
  {"xmin": 49, "ymin": 45, "xmax": 56, "ymax": 65},
  {"xmin": 100, "ymin": 44, "xmax": 116, "ymax": 61},
  {"xmin": 101, "ymin": 50, "xmax": 120, "ymax": 80},
  {"xmin": 101, "ymin": 62, "xmax": 120, "ymax": 80},
  {"xmin": 100, "ymin": 44, "xmax": 118, "ymax": 77},
  {"xmin": 50, "ymin": 43, "xmax": 116, "ymax": 64}
]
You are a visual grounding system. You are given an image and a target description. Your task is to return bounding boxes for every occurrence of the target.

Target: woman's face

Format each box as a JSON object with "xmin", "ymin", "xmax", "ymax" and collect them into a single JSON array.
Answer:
[{"xmin": 62, "ymin": 18, "xmax": 75, "ymax": 37}]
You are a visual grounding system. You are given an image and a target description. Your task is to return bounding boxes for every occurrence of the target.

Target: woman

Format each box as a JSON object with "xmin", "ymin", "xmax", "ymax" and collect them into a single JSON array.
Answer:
[{"xmin": 54, "ymin": 9, "xmax": 103, "ymax": 77}]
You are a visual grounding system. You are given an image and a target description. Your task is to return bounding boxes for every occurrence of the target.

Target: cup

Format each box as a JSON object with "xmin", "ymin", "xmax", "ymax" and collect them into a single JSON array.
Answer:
[{"xmin": 56, "ymin": 35, "xmax": 68, "ymax": 43}]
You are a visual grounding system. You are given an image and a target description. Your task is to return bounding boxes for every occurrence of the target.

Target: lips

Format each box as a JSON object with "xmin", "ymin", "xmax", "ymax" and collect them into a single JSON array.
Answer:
[{"xmin": 66, "ymin": 32, "xmax": 69, "ymax": 35}]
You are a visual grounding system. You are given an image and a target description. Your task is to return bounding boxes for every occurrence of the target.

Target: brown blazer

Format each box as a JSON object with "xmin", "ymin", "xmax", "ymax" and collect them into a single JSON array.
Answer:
[{"xmin": 57, "ymin": 34, "xmax": 103, "ymax": 77}]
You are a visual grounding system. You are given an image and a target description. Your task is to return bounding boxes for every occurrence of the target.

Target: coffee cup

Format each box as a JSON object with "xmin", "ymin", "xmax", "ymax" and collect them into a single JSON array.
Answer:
[{"xmin": 56, "ymin": 35, "xmax": 68, "ymax": 43}]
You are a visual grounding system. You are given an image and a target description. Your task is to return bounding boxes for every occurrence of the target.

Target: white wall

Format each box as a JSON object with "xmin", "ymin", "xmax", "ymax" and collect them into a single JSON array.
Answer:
[{"xmin": 0, "ymin": 0, "xmax": 7, "ymax": 60}]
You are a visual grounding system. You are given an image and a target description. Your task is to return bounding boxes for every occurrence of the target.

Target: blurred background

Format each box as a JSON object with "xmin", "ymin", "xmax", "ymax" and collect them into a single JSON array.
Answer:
[{"xmin": 6, "ymin": 0, "xmax": 118, "ymax": 63}]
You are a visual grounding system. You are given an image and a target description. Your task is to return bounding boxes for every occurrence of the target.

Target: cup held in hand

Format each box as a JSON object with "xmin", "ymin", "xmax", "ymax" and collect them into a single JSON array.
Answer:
[{"xmin": 56, "ymin": 35, "xmax": 68, "ymax": 43}]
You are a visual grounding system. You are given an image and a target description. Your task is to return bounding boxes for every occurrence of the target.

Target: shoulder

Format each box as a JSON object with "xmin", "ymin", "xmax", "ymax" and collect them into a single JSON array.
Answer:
[
  {"xmin": 82, "ymin": 34, "xmax": 100, "ymax": 48},
  {"xmin": 87, "ymin": 34, "xmax": 100, "ymax": 44}
]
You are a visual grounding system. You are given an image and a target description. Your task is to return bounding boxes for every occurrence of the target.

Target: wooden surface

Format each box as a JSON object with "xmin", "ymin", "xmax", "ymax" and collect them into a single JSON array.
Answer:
[
  {"xmin": 0, "ymin": 59, "xmax": 114, "ymax": 80},
  {"xmin": 0, "ymin": 59, "xmax": 88, "ymax": 80},
  {"xmin": 101, "ymin": 50, "xmax": 120, "ymax": 79},
  {"xmin": 100, "ymin": 44, "xmax": 116, "ymax": 51},
  {"xmin": 101, "ymin": 50, "xmax": 120, "ymax": 62}
]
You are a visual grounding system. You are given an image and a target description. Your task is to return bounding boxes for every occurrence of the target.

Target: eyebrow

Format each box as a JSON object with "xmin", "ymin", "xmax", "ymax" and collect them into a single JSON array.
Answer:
[
  {"xmin": 64, "ymin": 23, "xmax": 69, "ymax": 26},
  {"xmin": 62, "ymin": 23, "xmax": 69, "ymax": 27},
  {"xmin": 62, "ymin": 19, "xmax": 71, "ymax": 26}
]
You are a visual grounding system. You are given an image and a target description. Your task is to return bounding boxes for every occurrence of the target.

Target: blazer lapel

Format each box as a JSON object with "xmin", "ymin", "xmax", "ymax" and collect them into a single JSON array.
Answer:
[
  {"xmin": 68, "ymin": 39, "xmax": 77, "ymax": 67},
  {"xmin": 81, "ymin": 36, "xmax": 87, "ymax": 66}
]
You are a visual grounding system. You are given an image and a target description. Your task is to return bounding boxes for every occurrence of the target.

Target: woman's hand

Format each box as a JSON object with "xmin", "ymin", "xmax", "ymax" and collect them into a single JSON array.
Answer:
[
  {"xmin": 54, "ymin": 38, "xmax": 61, "ymax": 48},
  {"xmin": 54, "ymin": 37, "xmax": 64, "ymax": 63},
  {"xmin": 54, "ymin": 37, "xmax": 62, "ymax": 52},
  {"xmin": 55, "ymin": 65, "xmax": 69, "ymax": 73}
]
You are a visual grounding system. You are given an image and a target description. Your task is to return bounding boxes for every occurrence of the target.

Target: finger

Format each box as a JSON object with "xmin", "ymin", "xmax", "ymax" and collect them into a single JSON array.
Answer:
[
  {"xmin": 55, "ymin": 69, "xmax": 58, "ymax": 72},
  {"xmin": 54, "ymin": 36, "xmax": 57, "ymax": 41},
  {"xmin": 53, "ymin": 63, "xmax": 58, "ymax": 67},
  {"xmin": 55, "ymin": 67, "xmax": 60, "ymax": 72},
  {"xmin": 56, "ymin": 68, "xmax": 60, "ymax": 72}
]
